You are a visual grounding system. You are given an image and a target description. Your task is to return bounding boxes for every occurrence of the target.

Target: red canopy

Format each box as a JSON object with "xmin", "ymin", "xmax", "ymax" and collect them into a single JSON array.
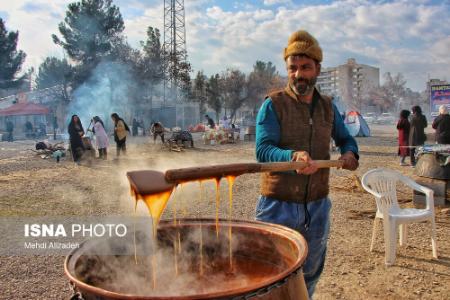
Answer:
[{"xmin": 0, "ymin": 102, "xmax": 50, "ymax": 116}]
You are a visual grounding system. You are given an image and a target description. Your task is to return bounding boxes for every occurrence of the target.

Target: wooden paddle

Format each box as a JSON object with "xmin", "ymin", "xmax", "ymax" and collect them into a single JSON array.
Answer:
[{"xmin": 127, "ymin": 160, "xmax": 344, "ymax": 195}]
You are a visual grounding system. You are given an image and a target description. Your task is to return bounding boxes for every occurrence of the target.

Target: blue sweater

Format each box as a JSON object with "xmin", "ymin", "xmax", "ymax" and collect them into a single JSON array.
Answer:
[{"xmin": 256, "ymin": 98, "xmax": 358, "ymax": 162}]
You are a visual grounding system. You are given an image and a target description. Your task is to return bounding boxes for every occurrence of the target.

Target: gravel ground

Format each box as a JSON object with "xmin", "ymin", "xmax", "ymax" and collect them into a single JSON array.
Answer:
[{"xmin": 0, "ymin": 125, "xmax": 449, "ymax": 299}]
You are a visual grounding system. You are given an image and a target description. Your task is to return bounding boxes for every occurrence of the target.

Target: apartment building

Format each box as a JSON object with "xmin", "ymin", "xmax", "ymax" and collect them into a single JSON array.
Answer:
[{"xmin": 317, "ymin": 58, "xmax": 380, "ymax": 111}]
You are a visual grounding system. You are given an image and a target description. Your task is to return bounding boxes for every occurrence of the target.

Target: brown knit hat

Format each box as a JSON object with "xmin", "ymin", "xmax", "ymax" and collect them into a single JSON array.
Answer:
[{"xmin": 283, "ymin": 30, "xmax": 322, "ymax": 62}]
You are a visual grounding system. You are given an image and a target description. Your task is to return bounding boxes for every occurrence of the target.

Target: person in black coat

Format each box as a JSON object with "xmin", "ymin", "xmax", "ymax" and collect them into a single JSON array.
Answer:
[
  {"xmin": 432, "ymin": 105, "xmax": 450, "ymax": 144},
  {"xmin": 409, "ymin": 106, "xmax": 427, "ymax": 166},
  {"xmin": 6, "ymin": 118, "xmax": 14, "ymax": 142},
  {"xmin": 68, "ymin": 115, "xmax": 85, "ymax": 163}
]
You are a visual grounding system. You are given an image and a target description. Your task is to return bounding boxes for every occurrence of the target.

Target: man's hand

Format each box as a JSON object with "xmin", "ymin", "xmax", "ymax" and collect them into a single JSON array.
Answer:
[
  {"xmin": 292, "ymin": 151, "xmax": 318, "ymax": 175},
  {"xmin": 338, "ymin": 151, "xmax": 359, "ymax": 171}
]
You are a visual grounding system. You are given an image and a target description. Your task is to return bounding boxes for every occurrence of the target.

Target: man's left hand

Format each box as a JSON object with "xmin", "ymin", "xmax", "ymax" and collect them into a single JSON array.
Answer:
[{"xmin": 338, "ymin": 151, "xmax": 359, "ymax": 171}]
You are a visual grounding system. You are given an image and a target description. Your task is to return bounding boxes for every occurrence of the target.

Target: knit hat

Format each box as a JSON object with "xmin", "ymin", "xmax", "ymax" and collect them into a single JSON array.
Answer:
[{"xmin": 284, "ymin": 30, "xmax": 322, "ymax": 62}]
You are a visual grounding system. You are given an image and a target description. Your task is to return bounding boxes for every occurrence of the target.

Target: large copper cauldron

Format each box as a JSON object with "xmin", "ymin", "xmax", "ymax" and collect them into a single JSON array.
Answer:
[{"xmin": 65, "ymin": 219, "xmax": 308, "ymax": 300}]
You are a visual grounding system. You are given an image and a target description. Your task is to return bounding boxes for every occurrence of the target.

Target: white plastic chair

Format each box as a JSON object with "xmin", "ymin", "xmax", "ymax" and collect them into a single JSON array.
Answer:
[{"xmin": 361, "ymin": 168, "xmax": 438, "ymax": 265}]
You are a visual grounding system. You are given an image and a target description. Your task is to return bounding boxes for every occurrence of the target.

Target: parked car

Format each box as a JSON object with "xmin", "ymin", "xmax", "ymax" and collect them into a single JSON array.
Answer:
[
  {"xmin": 376, "ymin": 113, "xmax": 396, "ymax": 124},
  {"xmin": 363, "ymin": 113, "xmax": 377, "ymax": 124}
]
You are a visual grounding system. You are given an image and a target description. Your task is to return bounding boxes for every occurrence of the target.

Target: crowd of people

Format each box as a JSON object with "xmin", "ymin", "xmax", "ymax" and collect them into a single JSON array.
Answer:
[
  {"xmin": 396, "ymin": 104, "xmax": 450, "ymax": 167},
  {"xmin": 67, "ymin": 113, "xmax": 131, "ymax": 164}
]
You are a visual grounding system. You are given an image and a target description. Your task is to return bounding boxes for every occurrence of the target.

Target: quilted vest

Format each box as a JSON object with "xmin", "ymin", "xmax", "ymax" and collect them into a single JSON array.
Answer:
[{"xmin": 260, "ymin": 86, "xmax": 334, "ymax": 203}]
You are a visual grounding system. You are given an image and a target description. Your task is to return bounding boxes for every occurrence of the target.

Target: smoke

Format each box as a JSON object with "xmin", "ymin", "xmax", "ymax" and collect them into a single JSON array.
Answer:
[{"xmin": 67, "ymin": 61, "xmax": 137, "ymax": 132}]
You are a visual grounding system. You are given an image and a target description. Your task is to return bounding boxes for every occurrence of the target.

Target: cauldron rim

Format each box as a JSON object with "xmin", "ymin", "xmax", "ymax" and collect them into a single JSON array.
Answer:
[{"xmin": 65, "ymin": 218, "xmax": 308, "ymax": 299}]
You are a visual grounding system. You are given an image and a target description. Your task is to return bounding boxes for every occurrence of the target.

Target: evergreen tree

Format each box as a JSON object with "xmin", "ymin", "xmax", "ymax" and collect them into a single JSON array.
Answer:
[
  {"xmin": 36, "ymin": 57, "xmax": 73, "ymax": 89},
  {"xmin": 140, "ymin": 27, "xmax": 164, "ymax": 87},
  {"xmin": 35, "ymin": 57, "xmax": 74, "ymax": 103},
  {"xmin": 52, "ymin": 0, "xmax": 125, "ymax": 65},
  {"xmin": 192, "ymin": 70, "xmax": 208, "ymax": 117},
  {"xmin": 206, "ymin": 74, "xmax": 222, "ymax": 122},
  {"xmin": 0, "ymin": 18, "xmax": 26, "ymax": 89}
]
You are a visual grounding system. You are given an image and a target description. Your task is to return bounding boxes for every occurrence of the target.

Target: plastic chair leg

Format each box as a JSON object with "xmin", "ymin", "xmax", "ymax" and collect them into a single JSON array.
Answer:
[
  {"xmin": 399, "ymin": 224, "xmax": 407, "ymax": 246},
  {"xmin": 383, "ymin": 219, "xmax": 397, "ymax": 266},
  {"xmin": 370, "ymin": 217, "xmax": 380, "ymax": 252},
  {"xmin": 431, "ymin": 217, "xmax": 438, "ymax": 259}
]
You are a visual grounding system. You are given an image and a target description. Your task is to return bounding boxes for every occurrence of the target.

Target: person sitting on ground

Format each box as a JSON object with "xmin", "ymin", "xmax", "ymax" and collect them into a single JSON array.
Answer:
[
  {"xmin": 432, "ymin": 105, "xmax": 450, "ymax": 144},
  {"xmin": 151, "ymin": 122, "xmax": 166, "ymax": 143},
  {"xmin": 205, "ymin": 114, "xmax": 215, "ymax": 129}
]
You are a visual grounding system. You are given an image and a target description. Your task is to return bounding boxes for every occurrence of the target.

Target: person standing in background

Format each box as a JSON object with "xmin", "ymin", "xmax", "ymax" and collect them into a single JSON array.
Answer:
[
  {"xmin": 397, "ymin": 110, "xmax": 410, "ymax": 166},
  {"xmin": 111, "ymin": 113, "xmax": 129, "ymax": 157},
  {"xmin": 68, "ymin": 115, "xmax": 85, "ymax": 163},
  {"xmin": 205, "ymin": 114, "xmax": 215, "ymax": 129},
  {"xmin": 91, "ymin": 116, "xmax": 109, "ymax": 159},
  {"xmin": 432, "ymin": 105, "xmax": 450, "ymax": 144},
  {"xmin": 6, "ymin": 118, "xmax": 14, "ymax": 142},
  {"xmin": 132, "ymin": 118, "xmax": 138, "ymax": 137},
  {"xmin": 409, "ymin": 105, "xmax": 427, "ymax": 167}
]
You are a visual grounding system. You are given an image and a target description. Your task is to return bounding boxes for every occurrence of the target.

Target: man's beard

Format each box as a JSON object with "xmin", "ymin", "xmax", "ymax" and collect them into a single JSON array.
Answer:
[{"xmin": 291, "ymin": 77, "xmax": 317, "ymax": 96}]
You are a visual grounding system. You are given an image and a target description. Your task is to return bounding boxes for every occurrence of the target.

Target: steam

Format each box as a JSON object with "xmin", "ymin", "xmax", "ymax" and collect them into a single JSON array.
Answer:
[{"xmin": 72, "ymin": 222, "xmax": 287, "ymax": 297}]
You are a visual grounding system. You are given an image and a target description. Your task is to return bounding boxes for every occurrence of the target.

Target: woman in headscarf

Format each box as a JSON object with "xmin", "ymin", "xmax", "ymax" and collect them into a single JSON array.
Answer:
[
  {"xmin": 409, "ymin": 106, "xmax": 427, "ymax": 166},
  {"xmin": 111, "ymin": 113, "xmax": 129, "ymax": 156},
  {"xmin": 91, "ymin": 116, "xmax": 109, "ymax": 159},
  {"xmin": 397, "ymin": 110, "xmax": 410, "ymax": 166},
  {"xmin": 68, "ymin": 115, "xmax": 85, "ymax": 163}
]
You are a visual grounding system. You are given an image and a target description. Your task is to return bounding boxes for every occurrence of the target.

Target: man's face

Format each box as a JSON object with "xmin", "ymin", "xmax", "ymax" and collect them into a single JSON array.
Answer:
[{"xmin": 286, "ymin": 55, "xmax": 321, "ymax": 96}]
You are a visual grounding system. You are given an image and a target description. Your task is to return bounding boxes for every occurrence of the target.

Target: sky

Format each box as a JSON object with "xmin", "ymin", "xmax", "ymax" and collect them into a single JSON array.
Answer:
[{"xmin": 0, "ymin": 0, "xmax": 449, "ymax": 92}]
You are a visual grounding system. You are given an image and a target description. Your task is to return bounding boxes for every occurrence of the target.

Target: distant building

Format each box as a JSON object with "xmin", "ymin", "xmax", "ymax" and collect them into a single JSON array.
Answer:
[{"xmin": 317, "ymin": 58, "xmax": 380, "ymax": 112}]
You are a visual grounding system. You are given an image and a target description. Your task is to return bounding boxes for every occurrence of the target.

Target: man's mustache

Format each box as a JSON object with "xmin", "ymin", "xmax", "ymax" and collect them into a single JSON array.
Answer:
[{"xmin": 293, "ymin": 78, "xmax": 310, "ymax": 84}]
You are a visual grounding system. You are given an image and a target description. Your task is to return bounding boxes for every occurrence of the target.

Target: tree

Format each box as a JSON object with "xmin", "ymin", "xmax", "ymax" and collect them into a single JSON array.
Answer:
[
  {"xmin": 52, "ymin": 0, "xmax": 125, "ymax": 65},
  {"xmin": 246, "ymin": 61, "xmax": 280, "ymax": 115},
  {"xmin": 35, "ymin": 56, "xmax": 74, "ymax": 104},
  {"xmin": 0, "ymin": 18, "xmax": 27, "ymax": 89},
  {"xmin": 36, "ymin": 57, "xmax": 73, "ymax": 89},
  {"xmin": 219, "ymin": 68, "xmax": 248, "ymax": 121},
  {"xmin": 206, "ymin": 74, "xmax": 222, "ymax": 122},
  {"xmin": 368, "ymin": 72, "xmax": 407, "ymax": 113},
  {"xmin": 140, "ymin": 27, "xmax": 164, "ymax": 88},
  {"xmin": 192, "ymin": 70, "xmax": 208, "ymax": 117}
]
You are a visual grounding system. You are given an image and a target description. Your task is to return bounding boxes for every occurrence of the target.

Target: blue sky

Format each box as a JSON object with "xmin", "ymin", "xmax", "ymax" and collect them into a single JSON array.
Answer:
[{"xmin": 1, "ymin": 0, "xmax": 449, "ymax": 91}]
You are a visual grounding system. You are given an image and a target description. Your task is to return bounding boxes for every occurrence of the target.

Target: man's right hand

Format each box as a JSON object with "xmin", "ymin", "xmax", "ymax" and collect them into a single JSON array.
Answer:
[{"xmin": 292, "ymin": 151, "xmax": 318, "ymax": 175}]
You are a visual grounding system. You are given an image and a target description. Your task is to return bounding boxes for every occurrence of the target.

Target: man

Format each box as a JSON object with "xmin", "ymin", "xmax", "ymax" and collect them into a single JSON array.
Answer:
[
  {"xmin": 432, "ymin": 105, "xmax": 450, "ymax": 144},
  {"xmin": 255, "ymin": 30, "xmax": 359, "ymax": 298},
  {"xmin": 150, "ymin": 122, "xmax": 165, "ymax": 143},
  {"xmin": 205, "ymin": 114, "xmax": 215, "ymax": 129}
]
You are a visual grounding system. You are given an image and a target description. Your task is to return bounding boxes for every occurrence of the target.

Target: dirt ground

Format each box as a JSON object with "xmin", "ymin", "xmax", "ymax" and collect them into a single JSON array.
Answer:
[{"xmin": 0, "ymin": 125, "xmax": 449, "ymax": 299}]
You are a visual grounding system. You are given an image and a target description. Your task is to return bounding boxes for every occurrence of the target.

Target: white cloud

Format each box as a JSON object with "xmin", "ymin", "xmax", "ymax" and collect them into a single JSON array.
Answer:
[
  {"xmin": 263, "ymin": 0, "xmax": 293, "ymax": 6},
  {"xmin": 2, "ymin": 0, "xmax": 449, "ymax": 91}
]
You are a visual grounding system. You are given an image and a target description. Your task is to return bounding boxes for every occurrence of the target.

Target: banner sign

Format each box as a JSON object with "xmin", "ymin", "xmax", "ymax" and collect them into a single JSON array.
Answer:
[{"xmin": 430, "ymin": 84, "xmax": 450, "ymax": 116}]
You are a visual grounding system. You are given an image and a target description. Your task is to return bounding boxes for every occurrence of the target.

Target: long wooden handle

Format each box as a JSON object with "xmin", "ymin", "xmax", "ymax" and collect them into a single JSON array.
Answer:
[{"xmin": 165, "ymin": 160, "xmax": 344, "ymax": 183}]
